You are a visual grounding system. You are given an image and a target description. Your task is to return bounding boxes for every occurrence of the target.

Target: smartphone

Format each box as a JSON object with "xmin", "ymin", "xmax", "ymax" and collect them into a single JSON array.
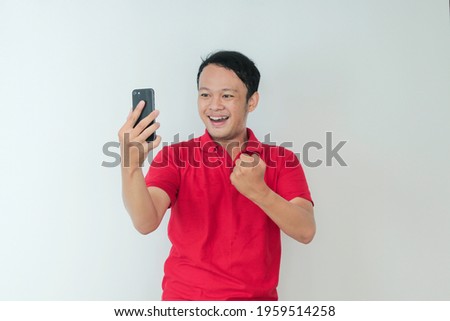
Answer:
[{"xmin": 132, "ymin": 88, "xmax": 156, "ymax": 142}]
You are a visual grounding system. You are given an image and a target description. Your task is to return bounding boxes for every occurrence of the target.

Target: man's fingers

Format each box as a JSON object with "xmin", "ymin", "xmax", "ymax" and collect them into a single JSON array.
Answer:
[
  {"xmin": 127, "ymin": 100, "xmax": 146, "ymax": 125},
  {"xmin": 238, "ymin": 153, "xmax": 260, "ymax": 167},
  {"xmin": 137, "ymin": 122, "xmax": 160, "ymax": 142},
  {"xmin": 119, "ymin": 106, "xmax": 159, "ymax": 144},
  {"xmin": 134, "ymin": 109, "xmax": 160, "ymax": 133},
  {"xmin": 126, "ymin": 100, "xmax": 143, "ymax": 120},
  {"xmin": 144, "ymin": 135, "xmax": 162, "ymax": 153},
  {"xmin": 120, "ymin": 101, "xmax": 145, "ymax": 135},
  {"xmin": 239, "ymin": 153, "xmax": 254, "ymax": 162},
  {"xmin": 126, "ymin": 109, "xmax": 133, "ymax": 120}
]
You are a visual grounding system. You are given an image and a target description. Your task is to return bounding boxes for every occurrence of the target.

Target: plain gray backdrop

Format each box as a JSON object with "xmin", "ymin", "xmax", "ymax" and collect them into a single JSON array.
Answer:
[{"xmin": 1, "ymin": 0, "xmax": 449, "ymax": 300}]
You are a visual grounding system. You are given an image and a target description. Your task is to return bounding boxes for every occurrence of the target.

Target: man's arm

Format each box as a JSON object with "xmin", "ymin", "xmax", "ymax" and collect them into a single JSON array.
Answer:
[
  {"xmin": 118, "ymin": 101, "xmax": 170, "ymax": 234},
  {"xmin": 121, "ymin": 167, "xmax": 170, "ymax": 234},
  {"xmin": 230, "ymin": 154, "xmax": 316, "ymax": 244},
  {"xmin": 252, "ymin": 193, "xmax": 315, "ymax": 244}
]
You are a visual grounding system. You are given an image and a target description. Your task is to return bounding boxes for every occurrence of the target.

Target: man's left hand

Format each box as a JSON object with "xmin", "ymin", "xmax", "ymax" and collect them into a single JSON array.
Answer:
[{"xmin": 230, "ymin": 153, "xmax": 269, "ymax": 201}]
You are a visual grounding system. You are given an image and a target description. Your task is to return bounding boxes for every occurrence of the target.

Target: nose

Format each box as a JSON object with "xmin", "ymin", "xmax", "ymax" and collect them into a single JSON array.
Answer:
[{"xmin": 209, "ymin": 95, "xmax": 224, "ymax": 111}]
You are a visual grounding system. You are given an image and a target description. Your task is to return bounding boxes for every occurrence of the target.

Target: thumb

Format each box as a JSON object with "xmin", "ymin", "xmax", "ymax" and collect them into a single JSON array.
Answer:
[{"xmin": 239, "ymin": 153, "xmax": 260, "ymax": 167}]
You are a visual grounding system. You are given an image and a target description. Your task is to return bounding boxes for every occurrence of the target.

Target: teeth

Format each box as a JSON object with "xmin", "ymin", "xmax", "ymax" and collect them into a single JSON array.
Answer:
[{"xmin": 209, "ymin": 116, "xmax": 229, "ymax": 121}]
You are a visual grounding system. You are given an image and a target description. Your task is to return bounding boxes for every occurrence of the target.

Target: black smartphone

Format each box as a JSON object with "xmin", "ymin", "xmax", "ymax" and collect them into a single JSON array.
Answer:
[{"xmin": 132, "ymin": 88, "xmax": 156, "ymax": 142}]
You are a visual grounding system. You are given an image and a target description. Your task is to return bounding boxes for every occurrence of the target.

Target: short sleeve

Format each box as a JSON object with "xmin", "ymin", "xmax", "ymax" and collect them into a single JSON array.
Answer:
[
  {"xmin": 145, "ymin": 146, "xmax": 180, "ymax": 207},
  {"xmin": 276, "ymin": 148, "xmax": 313, "ymax": 205}
]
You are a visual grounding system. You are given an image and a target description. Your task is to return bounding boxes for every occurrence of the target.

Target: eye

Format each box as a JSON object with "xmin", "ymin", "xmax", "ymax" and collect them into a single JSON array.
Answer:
[
  {"xmin": 223, "ymin": 94, "xmax": 234, "ymax": 99},
  {"xmin": 200, "ymin": 93, "xmax": 210, "ymax": 98}
]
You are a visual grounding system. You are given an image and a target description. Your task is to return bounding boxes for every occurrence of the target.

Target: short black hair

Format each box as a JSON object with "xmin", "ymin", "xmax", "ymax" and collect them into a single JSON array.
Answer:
[{"xmin": 197, "ymin": 50, "xmax": 260, "ymax": 101}]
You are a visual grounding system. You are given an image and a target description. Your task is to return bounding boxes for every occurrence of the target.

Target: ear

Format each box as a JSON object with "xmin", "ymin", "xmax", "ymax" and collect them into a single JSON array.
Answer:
[{"xmin": 247, "ymin": 91, "xmax": 259, "ymax": 113}]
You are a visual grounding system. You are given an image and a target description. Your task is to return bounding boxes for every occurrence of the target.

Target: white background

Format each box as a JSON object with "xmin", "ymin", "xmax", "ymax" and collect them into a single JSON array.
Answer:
[{"xmin": 0, "ymin": 0, "xmax": 449, "ymax": 300}]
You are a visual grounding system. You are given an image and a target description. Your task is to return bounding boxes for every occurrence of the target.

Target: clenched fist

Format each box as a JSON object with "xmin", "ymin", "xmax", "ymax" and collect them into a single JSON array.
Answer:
[{"xmin": 230, "ymin": 153, "xmax": 270, "ymax": 202}]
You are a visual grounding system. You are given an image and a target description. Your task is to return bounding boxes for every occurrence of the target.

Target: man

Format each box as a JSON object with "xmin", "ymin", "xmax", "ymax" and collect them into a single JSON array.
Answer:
[{"xmin": 118, "ymin": 51, "xmax": 315, "ymax": 300}]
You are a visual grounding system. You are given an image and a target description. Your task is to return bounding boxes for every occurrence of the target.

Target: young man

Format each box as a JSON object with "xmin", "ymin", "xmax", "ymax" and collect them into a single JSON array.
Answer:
[{"xmin": 118, "ymin": 51, "xmax": 315, "ymax": 300}]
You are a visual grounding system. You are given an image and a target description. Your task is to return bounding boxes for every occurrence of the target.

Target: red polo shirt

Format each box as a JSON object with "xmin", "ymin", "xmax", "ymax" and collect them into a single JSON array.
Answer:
[{"xmin": 145, "ymin": 128, "xmax": 312, "ymax": 300}]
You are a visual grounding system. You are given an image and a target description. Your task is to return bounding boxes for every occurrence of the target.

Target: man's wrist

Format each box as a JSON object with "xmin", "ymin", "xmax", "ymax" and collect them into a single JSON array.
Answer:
[
  {"xmin": 121, "ymin": 164, "xmax": 143, "ymax": 177},
  {"xmin": 249, "ymin": 183, "xmax": 272, "ymax": 205}
]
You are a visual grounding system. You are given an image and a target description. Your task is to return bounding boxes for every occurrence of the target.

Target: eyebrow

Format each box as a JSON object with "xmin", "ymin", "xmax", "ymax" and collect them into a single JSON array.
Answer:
[{"xmin": 198, "ymin": 87, "xmax": 238, "ymax": 92}]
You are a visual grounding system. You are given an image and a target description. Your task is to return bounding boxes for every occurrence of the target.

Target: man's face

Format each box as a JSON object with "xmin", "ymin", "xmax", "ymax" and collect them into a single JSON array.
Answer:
[{"xmin": 198, "ymin": 64, "xmax": 258, "ymax": 145}]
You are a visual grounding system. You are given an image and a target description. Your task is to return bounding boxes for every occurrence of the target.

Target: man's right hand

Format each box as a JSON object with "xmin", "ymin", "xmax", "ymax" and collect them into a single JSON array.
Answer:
[{"xmin": 118, "ymin": 100, "xmax": 161, "ymax": 169}]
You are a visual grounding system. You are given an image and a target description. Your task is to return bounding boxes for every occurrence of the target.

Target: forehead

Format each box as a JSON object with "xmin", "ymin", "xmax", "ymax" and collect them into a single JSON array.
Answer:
[{"xmin": 198, "ymin": 64, "xmax": 246, "ymax": 91}]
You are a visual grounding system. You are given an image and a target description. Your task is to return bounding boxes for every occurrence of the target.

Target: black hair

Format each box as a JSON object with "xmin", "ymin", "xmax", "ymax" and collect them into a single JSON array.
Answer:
[{"xmin": 196, "ymin": 50, "xmax": 260, "ymax": 101}]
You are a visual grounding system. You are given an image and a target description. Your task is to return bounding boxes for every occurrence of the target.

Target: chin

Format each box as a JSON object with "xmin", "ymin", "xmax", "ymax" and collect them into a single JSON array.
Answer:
[{"xmin": 208, "ymin": 128, "xmax": 229, "ymax": 138}]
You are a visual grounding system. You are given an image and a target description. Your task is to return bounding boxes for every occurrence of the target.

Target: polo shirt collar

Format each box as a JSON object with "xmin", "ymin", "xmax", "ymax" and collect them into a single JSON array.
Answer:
[{"xmin": 200, "ymin": 128, "xmax": 263, "ymax": 154}]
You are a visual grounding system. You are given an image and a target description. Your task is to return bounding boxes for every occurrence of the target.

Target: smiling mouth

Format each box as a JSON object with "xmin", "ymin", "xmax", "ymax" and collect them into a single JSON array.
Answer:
[{"xmin": 208, "ymin": 116, "xmax": 230, "ymax": 123}]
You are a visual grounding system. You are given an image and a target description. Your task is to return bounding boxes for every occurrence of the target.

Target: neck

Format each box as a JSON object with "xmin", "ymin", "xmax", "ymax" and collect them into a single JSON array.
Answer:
[{"xmin": 213, "ymin": 129, "xmax": 248, "ymax": 160}]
